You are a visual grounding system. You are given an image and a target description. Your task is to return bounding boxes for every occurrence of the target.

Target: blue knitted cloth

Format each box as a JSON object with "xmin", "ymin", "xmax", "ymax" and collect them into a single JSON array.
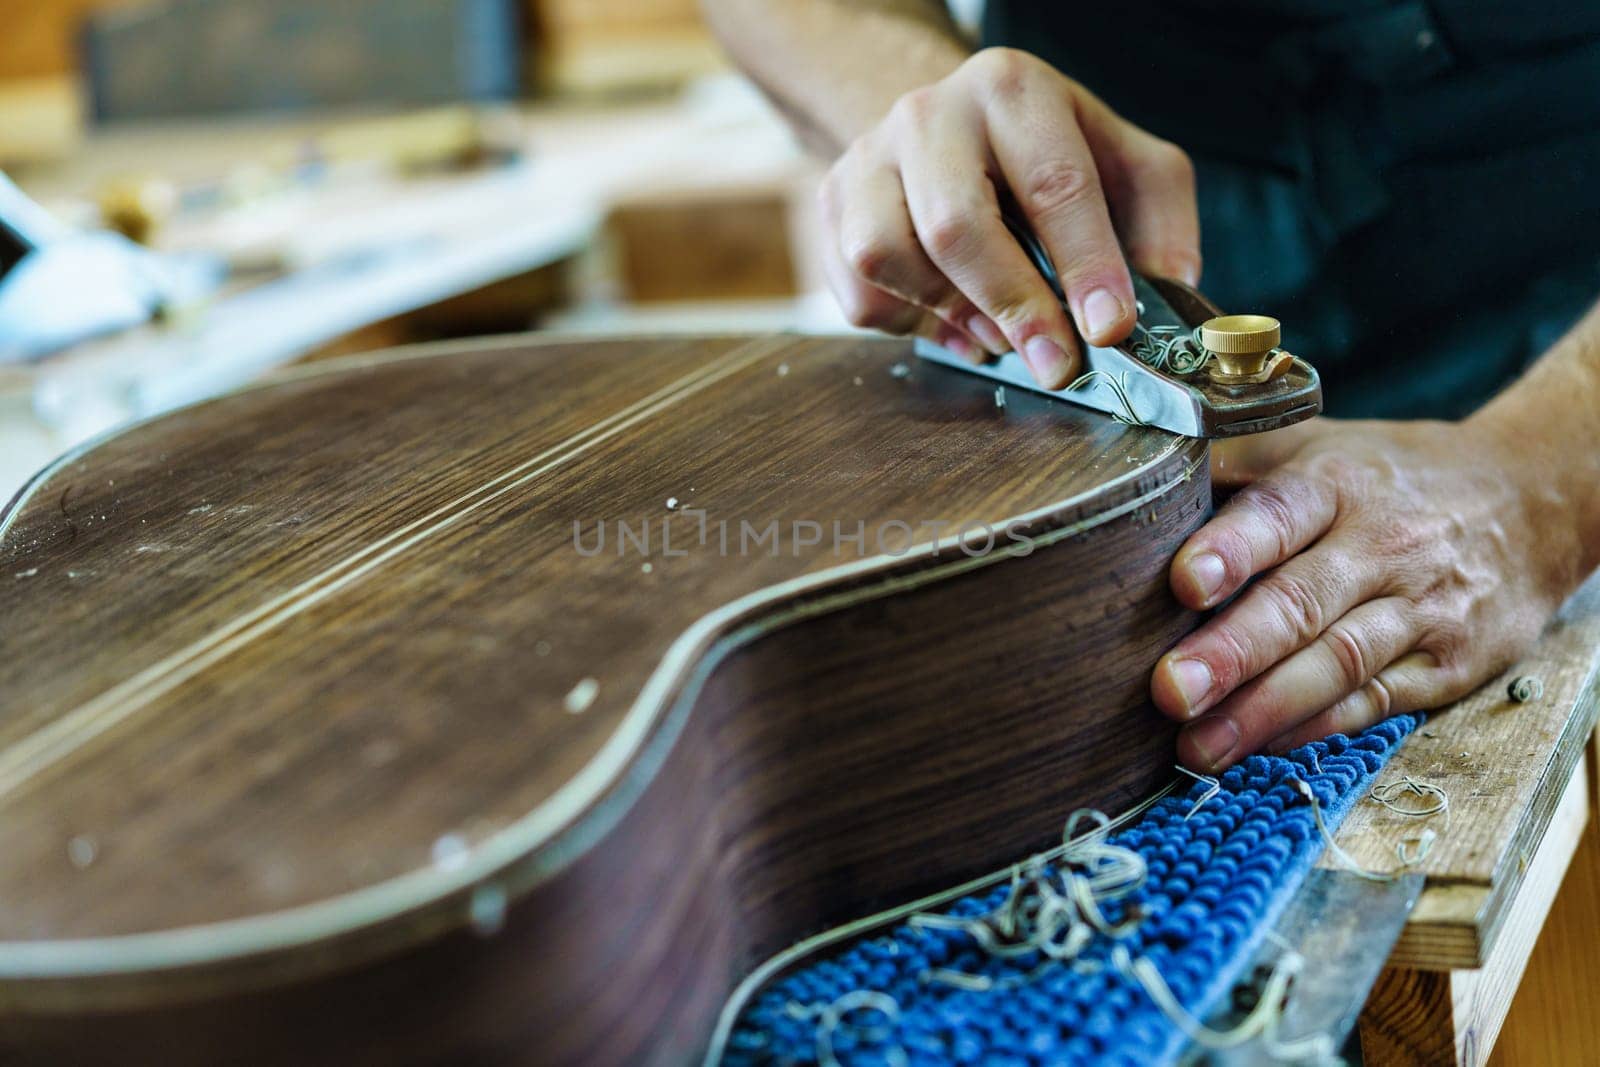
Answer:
[{"xmin": 722, "ymin": 716, "xmax": 1418, "ymax": 1066}]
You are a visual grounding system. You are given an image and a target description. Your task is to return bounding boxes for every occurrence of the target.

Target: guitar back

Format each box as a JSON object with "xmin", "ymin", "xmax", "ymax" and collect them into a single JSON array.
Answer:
[{"xmin": 0, "ymin": 334, "xmax": 1208, "ymax": 1064}]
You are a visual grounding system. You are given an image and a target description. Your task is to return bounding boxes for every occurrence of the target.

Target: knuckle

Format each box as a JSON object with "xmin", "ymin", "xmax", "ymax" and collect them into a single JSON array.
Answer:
[
  {"xmin": 1372, "ymin": 516, "xmax": 1428, "ymax": 558},
  {"xmin": 1116, "ymin": 139, "xmax": 1194, "ymax": 203},
  {"xmin": 922, "ymin": 210, "xmax": 981, "ymax": 263},
  {"xmin": 1197, "ymin": 526, "xmax": 1252, "ymax": 588},
  {"xmin": 1258, "ymin": 571, "xmax": 1326, "ymax": 645},
  {"xmin": 1206, "ymin": 626, "xmax": 1255, "ymax": 690},
  {"xmin": 1429, "ymin": 657, "xmax": 1473, "ymax": 700},
  {"xmin": 843, "ymin": 234, "xmax": 897, "ymax": 285},
  {"xmin": 1363, "ymin": 674, "xmax": 1396, "ymax": 717},
  {"xmin": 1020, "ymin": 158, "xmax": 1099, "ymax": 217},
  {"xmin": 840, "ymin": 298, "xmax": 880, "ymax": 330},
  {"xmin": 834, "ymin": 286, "xmax": 900, "ymax": 331},
  {"xmin": 1389, "ymin": 559, "xmax": 1445, "ymax": 607},
  {"xmin": 986, "ymin": 298, "xmax": 1055, "ymax": 335},
  {"xmin": 1054, "ymin": 257, "xmax": 1126, "ymax": 298},
  {"xmin": 890, "ymin": 86, "xmax": 936, "ymax": 125},
  {"xmin": 1305, "ymin": 454, "xmax": 1369, "ymax": 511},
  {"xmin": 1323, "ymin": 622, "xmax": 1376, "ymax": 688},
  {"xmin": 1306, "ymin": 453, "xmax": 1367, "ymax": 493},
  {"xmin": 1147, "ymin": 140, "xmax": 1194, "ymax": 184},
  {"xmin": 966, "ymin": 47, "xmax": 1029, "ymax": 91},
  {"xmin": 1422, "ymin": 563, "xmax": 1474, "ymax": 607},
  {"xmin": 1418, "ymin": 625, "xmax": 1469, "ymax": 676},
  {"xmin": 1405, "ymin": 599, "xmax": 1449, "ymax": 638},
  {"xmin": 1240, "ymin": 480, "xmax": 1303, "ymax": 559}
]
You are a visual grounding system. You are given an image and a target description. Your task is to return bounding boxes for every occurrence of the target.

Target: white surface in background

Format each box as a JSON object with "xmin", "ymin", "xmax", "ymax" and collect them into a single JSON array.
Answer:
[
  {"xmin": 544, "ymin": 290, "xmax": 853, "ymax": 337},
  {"xmin": 948, "ymin": 0, "xmax": 985, "ymax": 35},
  {"xmin": 0, "ymin": 76, "xmax": 808, "ymax": 503}
]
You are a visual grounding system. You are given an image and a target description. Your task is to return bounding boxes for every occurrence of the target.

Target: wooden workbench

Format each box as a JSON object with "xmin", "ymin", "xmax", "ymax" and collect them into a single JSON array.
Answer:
[{"xmin": 1333, "ymin": 574, "xmax": 1600, "ymax": 1064}]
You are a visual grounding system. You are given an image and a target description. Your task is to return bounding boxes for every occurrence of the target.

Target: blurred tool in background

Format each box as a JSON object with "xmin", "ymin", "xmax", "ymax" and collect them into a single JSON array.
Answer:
[{"xmin": 0, "ymin": 171, "xmax": 219, "ymax": 361}]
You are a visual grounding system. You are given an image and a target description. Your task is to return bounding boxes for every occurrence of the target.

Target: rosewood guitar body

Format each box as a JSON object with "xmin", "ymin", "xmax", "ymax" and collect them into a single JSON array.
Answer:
[{"xmin": 0, "ymin": 334, "xmax": 1209, "ymax": 1064}]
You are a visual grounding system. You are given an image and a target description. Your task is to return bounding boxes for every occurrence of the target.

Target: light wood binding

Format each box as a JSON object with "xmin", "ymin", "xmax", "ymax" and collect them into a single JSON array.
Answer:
[{"xmin": 0, "ymin": 333, "xmax": 1210, "ymax": 1064}]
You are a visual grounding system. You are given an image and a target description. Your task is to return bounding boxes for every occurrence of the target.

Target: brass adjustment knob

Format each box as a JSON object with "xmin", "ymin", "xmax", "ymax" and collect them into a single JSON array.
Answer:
[{"xmin": 1200, "ymin": 314, "xmax": 1285, "ymax": 383}]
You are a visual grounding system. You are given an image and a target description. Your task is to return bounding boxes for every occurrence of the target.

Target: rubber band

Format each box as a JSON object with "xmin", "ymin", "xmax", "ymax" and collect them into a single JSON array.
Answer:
[
  {"xmin": 1294, "ymin": 777, "xmax": 1394, "ymax": 883},
  {"xmin": 1113, "ymin": 945, "xmax": 1336, "ymax": 1062},
  {"xmin": 1369, "ymin": 776, "xmax": 1449, "ymax": 818},
  {"xmin": 814, "ymin": 990, "xmax": 907, "ymax": 1067},
  {"xmin": 1176, "ymin": 765, "xmax": 1221, "ymax": 821},
  {"xmin": 1397, "ymin": 828, "xmax": 1437, "ymax": 868}
]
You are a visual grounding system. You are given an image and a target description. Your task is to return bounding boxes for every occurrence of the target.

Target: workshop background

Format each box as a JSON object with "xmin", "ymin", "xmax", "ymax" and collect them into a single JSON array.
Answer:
[
  {"xmin": 0, "ymin": 0, "xmax": 979, "ymax": 502},
  {"xmin": 0, "ymin": 4, "xmax": 1596, "ymax": 1063}
]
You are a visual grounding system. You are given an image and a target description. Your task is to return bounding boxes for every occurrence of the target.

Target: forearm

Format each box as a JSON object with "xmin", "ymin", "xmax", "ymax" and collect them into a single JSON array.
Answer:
[
  {"xmin": 1471, "ymin": 297, "xmax": 1600, "ymax": 589},
  {"xmin": 700, "ymin": 0, "xmax": 971, "ymax": 154}
]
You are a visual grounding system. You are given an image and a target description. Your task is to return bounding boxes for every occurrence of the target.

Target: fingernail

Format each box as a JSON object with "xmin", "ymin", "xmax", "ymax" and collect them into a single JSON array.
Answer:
[
  {"xmin": 940, "ymin": 332, "xmax": 977, "ymax": 362},
  {"xmin": 1169, "ymin": 658, "xmax": 1213, "ymax": 716},
  {"xmin": 1081, "ymin": 288, "xmax": 1127, "ymax": 342},
  {"xmin": 1160, "ymin": 255, "xmax": 1201, "ymax": 288},
  {"xmin": 1187, "ymin": 552, "xmax": 1226, "ymax": 605},
  {"xmin": 967, "ymin": 315, "xmax": 1008, "ymax": 354},
  {"xmin": 1022, "ymin": 335, "xmax": 1072, "ymax": 388},
  {"xmin": 1186, "ymin": 716, "xmax": 1239, "ymax": 771}
]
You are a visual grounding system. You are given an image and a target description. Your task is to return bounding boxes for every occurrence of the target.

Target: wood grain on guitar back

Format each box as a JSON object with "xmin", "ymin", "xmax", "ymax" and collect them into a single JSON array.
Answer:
[{"xmin": 0, "ymin": 334, "xmax": 1208, "ymax": 1064}]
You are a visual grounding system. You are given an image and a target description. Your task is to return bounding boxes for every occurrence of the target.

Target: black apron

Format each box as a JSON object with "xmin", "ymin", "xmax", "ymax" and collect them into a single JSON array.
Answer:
[{"xmin": 983, "ymin": 0, "xmax": 1600, "ymax": 418}]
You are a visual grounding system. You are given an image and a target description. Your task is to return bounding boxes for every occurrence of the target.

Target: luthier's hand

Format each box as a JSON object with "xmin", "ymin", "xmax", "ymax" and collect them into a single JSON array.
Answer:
[
  {"xmin": 1151, "ymin": 418, "xmax": 1586, "ymax": 772},
  {"xmin": 817, "ymin": 47, "xmax": 1200, "ymax": 388}
]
